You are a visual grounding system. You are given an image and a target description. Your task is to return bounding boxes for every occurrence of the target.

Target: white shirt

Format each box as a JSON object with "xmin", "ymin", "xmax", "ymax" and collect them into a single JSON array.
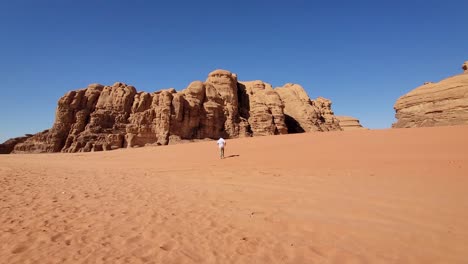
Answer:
[{"xmin": 217, "ymin": 138, "xmax": 226, "ymax": 148}]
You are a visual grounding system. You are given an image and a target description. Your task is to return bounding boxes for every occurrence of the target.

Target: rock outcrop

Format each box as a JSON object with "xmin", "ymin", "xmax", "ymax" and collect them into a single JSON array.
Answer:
[
  {"xmin": 336, "ymin": 116, "xmax": 366, "ymax": 130},
  {"xmin": 7, "ymin": 70, "xmax": 345, "ymax": 153},
  {"xmin": 313, "ymin": 97, "xmax": 342, "ymax": 131},
  {"xmin": 275, "ymin": 84, "xmax": 341, "ymax": 133},
  {"xmin": 0, "ymin": 134, "xmax": 35, "ymax": 154},
  {"xmin": 238, "ymin": 81, "xmax": 287, "ymax": 136},
  {"xmin": 393, "ymin": 62, "xmax": 468, "ymax": 128}
]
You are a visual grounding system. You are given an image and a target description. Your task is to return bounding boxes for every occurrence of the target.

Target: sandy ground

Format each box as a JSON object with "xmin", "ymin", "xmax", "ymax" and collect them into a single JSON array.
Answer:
[{"xmin": 1, "ymin": 126, "xmax": 468, "ymax": 264}]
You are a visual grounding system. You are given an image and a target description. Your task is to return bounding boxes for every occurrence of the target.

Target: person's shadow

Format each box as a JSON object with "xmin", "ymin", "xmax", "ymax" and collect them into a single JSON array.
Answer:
[{"xmin": 224, "ymin": 154, "xmax": 240, "ymax": 159}]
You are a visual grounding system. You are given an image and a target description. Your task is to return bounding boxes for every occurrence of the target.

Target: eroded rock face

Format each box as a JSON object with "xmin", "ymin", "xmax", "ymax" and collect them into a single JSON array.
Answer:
[
  {"xmin": 0, "ymin": 134, "xmax": 35, "ymax": 154},
  {"xmin": 206, "ymin": 70, "xmax": 239, "ymax": 137},
  {"xmin": 10, "ymin": 70, "xmax": 344, "ymax": 153},
  {"xmin": 11, "ymin": 130, "xmax": 55, "ymax": 153},
  {"xmin": 239, "ymin": 81, "xmax": 287, "ymax": 136},
  {"xmin": 62, "ymin": 82, "xmax": 135, "ymax": 152},
  {"xmin": 313, "ymin": 97, "xmax": 342, "ymax": 131},
  {"xmin": 337, "ymin": 116, "xmax": 366, "ymax": 130},
  {"xmin": 393, "ymin": 62, "xmax": 468, "ymax": 128},
  {"xmin": 275, "ymin": 84, "xmax": 341, "ymax": 133}
]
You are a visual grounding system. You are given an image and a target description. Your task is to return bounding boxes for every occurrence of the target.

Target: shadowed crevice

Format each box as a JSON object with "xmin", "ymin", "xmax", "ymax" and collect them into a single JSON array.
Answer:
[{"xmin": 284, "ymin": 115, "xmax": 304, "ymax": 133}]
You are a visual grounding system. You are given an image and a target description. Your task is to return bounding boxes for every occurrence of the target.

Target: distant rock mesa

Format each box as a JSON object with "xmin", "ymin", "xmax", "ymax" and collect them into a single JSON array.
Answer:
[
  {"xmin": 5, "ymin": 70, "xmax": 346, "ymax": 153},
  {"xmin": 393, "ymin": 61, "xmax": 468, "ymax": 128},
  {"xmin": 336, "ymin": 116, "xmax": 366, "ymax": 130}
]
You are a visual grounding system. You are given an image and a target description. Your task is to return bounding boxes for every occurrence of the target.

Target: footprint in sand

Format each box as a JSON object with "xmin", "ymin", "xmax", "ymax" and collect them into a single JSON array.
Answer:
[
  {"xmin": 11, "ymin": 244, "xmax": 28, "ymax": 254},
  {"xmin": 126, "ymin": 235, "xmax": 142, "ymax": 244},
  {"xmin": 51, "ymin": 233, "xmax": 62, "ymax": 242},
  {"xmin": 159, "ymin": 241, "xmax": 177, "ymax": 251}
]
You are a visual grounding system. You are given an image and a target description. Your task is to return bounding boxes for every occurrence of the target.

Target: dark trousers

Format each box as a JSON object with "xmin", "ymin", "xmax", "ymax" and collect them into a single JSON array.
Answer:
[{"xmin": 219, "ymin": 147, "xmax": 224, "ymax": 158}]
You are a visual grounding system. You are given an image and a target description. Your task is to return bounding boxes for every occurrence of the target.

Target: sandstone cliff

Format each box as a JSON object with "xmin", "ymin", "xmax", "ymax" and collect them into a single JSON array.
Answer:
[
  {"xmin": 393, "ymin": 61, "xmax": 468, "ymax": 128},
  {"xmin": 7, "ymin": 70, "xmax": 344, "ymax": 153},
  {"xmin": 275, "ymin": 84, "xmax": 341, "ymax": 133},
  {"xmin": 238, "ymin": 81, "xmax": 287, "ymax": 136}
]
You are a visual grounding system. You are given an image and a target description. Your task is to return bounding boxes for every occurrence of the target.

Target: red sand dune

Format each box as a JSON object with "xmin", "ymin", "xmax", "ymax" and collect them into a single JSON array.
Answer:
[{"xmin": 1, "ymin": 126, "xmax": 468, "ymax": 263}]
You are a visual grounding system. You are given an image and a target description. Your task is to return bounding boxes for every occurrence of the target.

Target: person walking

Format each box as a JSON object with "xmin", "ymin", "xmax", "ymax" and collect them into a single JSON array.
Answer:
[{"xmin": 217, "ymin": 137, "xmax": 226, "ymax": 159}]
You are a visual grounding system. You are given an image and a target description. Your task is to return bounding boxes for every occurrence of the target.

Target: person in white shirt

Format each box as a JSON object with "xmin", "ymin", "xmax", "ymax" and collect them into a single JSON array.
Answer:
[{"xmin": 216, "ymin": 137, "xmax": 226, "ymax": 159}]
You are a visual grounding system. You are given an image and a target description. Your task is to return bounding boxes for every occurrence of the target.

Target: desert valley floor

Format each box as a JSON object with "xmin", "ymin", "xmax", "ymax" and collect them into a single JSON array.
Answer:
[{"xmin": 1, "ymin": 126, "xmax": 468, "ymax": 264}]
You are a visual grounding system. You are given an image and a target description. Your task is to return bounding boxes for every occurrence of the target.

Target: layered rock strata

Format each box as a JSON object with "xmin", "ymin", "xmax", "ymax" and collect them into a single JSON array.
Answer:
[
  {"xmin": 336, "ymin": 116, "xmax": 366, "ymax": 130},
  {"xmin": 7, "ymin": 70, "xmax": 344, "ymax": 153},
  {"xmin": 393, "ymin": 61, "xmax": 468, "ymax": 128}
]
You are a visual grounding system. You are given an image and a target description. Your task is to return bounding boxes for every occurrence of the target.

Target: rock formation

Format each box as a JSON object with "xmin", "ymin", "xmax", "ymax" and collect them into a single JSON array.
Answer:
[
  {"xmin": 6, "ymin": 70, "xmax": 346, "ymax": 154},
  {"xmin": 238, "ymin": 81, "xmax": 287, "ymax": 136},
  {"xmin": 0, "ymin": 134, "xmax": 35, "ymax": 154},
  {"xmin": 393, "ymin": 61, "xmax": 468, "ymax": 128},
  {"xmin": 336, "ymin": 116, "xmax": 366, "ymax": 130},
  {"xmin": 275, "ymin": 84, "xmax": 341, "ymax": 133},
  {"xmin": 313, "ymin": 97, "xmax": 342, "ymax": 131}
]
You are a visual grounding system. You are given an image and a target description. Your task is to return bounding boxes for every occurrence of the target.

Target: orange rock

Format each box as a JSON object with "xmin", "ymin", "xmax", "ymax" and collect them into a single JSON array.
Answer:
[
  {"xmin": 9, "ymin": 70, "xmax": 346, "ymax": 153},
  {"xmin": 393, "ymin": 61, "xmax": 468, "ymax": 128},
  {"xmin": 276, "ymin": 84, "xmax": 340, "ymax": 133},
  {"xmin": 336, "ymin": 116, "xmax": 366, "ymax": 130}
]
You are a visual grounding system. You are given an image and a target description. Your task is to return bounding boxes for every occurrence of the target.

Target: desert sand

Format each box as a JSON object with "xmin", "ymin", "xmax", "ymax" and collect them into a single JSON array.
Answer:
[{"xmin": 1, "ymin": 126, "xmax": 468, "ymax": 264}]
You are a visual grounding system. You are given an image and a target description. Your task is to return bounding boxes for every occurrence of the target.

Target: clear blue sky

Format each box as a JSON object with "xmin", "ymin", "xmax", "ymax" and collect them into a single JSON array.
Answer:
[{"xmin": 1, "ymin": 0, "xmax": 467, "ymax": 142}]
